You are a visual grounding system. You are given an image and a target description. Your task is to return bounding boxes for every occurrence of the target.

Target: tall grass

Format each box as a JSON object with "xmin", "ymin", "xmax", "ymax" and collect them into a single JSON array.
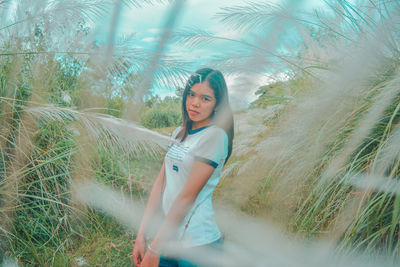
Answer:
[
  {"xmin": 202, "ymin": 0, "xmax": 400, "ymax": 260},
  {"xmin": 2, "ymin": 0, "xmax": 400, "ymax": 265},
  {"xmin": 0, "ymin": 0, "xmax": 183, "ymax": 264}
]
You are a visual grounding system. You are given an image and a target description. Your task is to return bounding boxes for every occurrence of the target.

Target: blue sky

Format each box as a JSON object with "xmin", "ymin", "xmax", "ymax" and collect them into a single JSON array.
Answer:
[
  {"xmin": 114, "ymin": 0, "xmax": 324, "ymax": 56},
  {"xmin": 97, "ymin": 0, "xmax": 254, "ymax": 64},
  {"xmin": 94, "ymin": 0, "xmax": 325, "ymax": 108}
]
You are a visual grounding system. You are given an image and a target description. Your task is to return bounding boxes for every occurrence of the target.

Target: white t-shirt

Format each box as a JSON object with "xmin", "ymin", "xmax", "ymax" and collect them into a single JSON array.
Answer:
[{"xmin": 162, "ymin": 124, "xmax": 228, "ymax": 247}]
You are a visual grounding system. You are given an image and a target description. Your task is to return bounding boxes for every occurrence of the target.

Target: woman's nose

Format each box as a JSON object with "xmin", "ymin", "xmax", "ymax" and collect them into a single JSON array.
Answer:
[{"xmin": 191, "ymin": 97, "xmax": 200, "ymax": 107}]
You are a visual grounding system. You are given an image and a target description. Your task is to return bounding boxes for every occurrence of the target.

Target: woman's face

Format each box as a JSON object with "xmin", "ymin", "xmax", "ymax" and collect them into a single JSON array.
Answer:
[{"xmin": 185, "ymin": 82, "xmax": 216, "ymax": 129}]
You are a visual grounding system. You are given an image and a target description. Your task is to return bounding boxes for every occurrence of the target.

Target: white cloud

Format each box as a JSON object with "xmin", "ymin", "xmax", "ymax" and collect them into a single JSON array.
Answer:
[
  {"xmin": 148, "ymin": 28, "xmax": 161, "ymax": 34},
  {"xmin": 226, "ymin": 72, "xmax": 285, "ymax": 111},
  {"xmin": 167, "ymin": 47, "xmax": 214, "ymax": 62},
  {"xmin": 218, "ymin": 29, "xmax": 243, "ymax": 40},
  {"xmin": 141, "ymin": 37, "xmax": 159, "ymax": 43}
]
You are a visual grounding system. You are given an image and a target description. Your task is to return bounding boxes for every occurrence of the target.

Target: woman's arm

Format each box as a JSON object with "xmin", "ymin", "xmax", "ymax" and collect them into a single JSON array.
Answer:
[
  {"xmin": 137, "ymin": 161, "xmax": 166, "ymax": 239},
  {"xmin": 140, "ymin": 160, "xmax": 215, "ymax": 266},
  {"xmin": 133, "ymin": 161, "xmax": 166, "ymax": 267}
]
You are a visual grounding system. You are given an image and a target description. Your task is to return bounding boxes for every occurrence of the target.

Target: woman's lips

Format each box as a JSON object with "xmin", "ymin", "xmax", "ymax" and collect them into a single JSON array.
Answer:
[{"xmin": 188, "ymin": 110, "xmax": 199, "ymax": 116}]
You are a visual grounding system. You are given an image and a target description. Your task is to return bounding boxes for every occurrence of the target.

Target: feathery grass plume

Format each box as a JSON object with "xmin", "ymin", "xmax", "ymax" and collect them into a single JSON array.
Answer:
[
  {"xmin": 0, "ymin": 108, "xmax": 79, "ymax": 264},
  {"xmin": 92, "ymin": 0, "xmax": 189, "ymax": 158},
  {"xmin": 283, "ymin": 4, "xmax": 400, "ymax": 257},
  {"xmin": 176, "ymin": 0, "xmax": 310, "ymax": 216},
  {"xmin": 1, "ymin": 256, "xmax": 18, "ymax": 267},
  {"xmin": 0, "ymin": 0, "xmax": 186, "ymax": 264},
  {"xmin": 132, "ymin": 0, "xmax": 187, "ymax": 122},
  {"xmin": 0, "ymin": 0, "xmax": 188, "ymax": 108},
  {"xmin": 171, "ymin": 0, "xmax": 312, "ymax": 121},
  {"xmin": 26, "ymin": 104, "xmax": 174, "ymax": 156},
  {"xmin": 348, "ymin": 174, "xmax": 400, "ymax": 197},
  {"xmin": 68, "ymin": 0, "xmax": 400, "ymax": 263},
  {"xmin": 215, "ymin": 0, "xmax": 303, "ymax": 35},
  {"xmin": 73, "ymin": 180, "xmax": 148, "ymax": 233},
  {"xmin": 175, "ymin": 0, "xmax": 313, "ymax": 76},
  {"xmin": 238, "ymin": 0, "xmax": 400, "ymax": 257},
  {"xmin": 73, "ymin": 180, "xmax": 398, "ymax": 266},
  {"xmin": 3, "ymin": 0, "xmax": 400, "ymax": 264},
  {"xmin": 0, "ymin": 115, "xmax": 39, "ymax": 262},
  {"xmin": 182, "ymin": 0, "xmax": 400, "ymax": 259},
  {"xmin": 372, "ymin": 116, "xmax": 400, "ymax": 176}
]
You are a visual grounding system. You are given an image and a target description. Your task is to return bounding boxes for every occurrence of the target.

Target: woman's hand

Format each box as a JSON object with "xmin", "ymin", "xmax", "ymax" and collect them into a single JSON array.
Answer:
[
  {"xmin": 133, "ymin": 233, "xmax": 146, "ymax": 267},
  {"xmin": 140, "ymin": 251, "xmax": 160, "ymax": 267}
]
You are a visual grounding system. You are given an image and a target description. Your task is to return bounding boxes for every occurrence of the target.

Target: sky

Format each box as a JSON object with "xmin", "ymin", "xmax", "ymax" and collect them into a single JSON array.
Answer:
[
  {"xmin": 96, "ymin": 0, "xmax": 256, "ymax": 67},
  {"xmin": 118, "ymin": 0, "xmax": 251, "ymax": 59},
  {"xmin": 94, "ymin": 0, "xmax": 325, "ymax": 109},
  {"xmin": 118, "ymin": 0, "xmax": 257, "ymax": 106}
]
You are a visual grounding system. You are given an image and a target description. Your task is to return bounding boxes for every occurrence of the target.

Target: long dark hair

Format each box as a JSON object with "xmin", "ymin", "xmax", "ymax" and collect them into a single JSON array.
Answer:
[{"xmin": 180, "ymin": 68, "xmax": 234, "ymax": 164}]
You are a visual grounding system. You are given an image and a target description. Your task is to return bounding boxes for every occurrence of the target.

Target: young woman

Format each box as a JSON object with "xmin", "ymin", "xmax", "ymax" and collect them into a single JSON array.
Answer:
[{"xmin": 133, "ymin": 68, "xmax": 234, "ymax": 267}]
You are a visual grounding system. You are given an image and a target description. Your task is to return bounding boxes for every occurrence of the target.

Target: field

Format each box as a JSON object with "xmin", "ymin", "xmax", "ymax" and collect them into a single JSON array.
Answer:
[{"xmin": 1, "ymin": 0, "xmax": 400, "ymax": 266}]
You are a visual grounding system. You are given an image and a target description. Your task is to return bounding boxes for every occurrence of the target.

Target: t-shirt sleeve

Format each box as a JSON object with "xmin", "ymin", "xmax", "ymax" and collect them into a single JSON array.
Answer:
[{"xmin": 194, "ymin": 128, "xmax": 228, "ymax": 168}]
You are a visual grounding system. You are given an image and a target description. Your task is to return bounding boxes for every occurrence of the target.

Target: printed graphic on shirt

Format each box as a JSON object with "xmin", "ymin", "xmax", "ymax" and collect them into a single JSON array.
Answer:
[
  {"xmin": 167, "ymin": 144, "xmax": 189, "ymax": 163},
  {"xmin": 172, "ymin": 164, "xmax": 179, "ymax": 172}
]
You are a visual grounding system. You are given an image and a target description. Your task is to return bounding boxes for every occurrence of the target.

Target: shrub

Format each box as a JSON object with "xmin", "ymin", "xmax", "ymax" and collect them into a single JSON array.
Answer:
[{"xmin": 141, "ymin": 95, "xmax": 182, "ymax": 129}]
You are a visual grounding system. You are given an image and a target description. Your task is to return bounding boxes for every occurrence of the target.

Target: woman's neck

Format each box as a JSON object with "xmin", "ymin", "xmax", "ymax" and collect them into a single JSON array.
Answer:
[{"xmin": 192, "ymin": 120, "xmax": 212, "ymax": 130}]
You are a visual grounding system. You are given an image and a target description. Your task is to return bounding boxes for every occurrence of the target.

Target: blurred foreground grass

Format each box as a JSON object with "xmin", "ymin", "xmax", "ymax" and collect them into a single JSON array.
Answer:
[{"xmin": 2, "ymin": 0, "xmax": 400, "ymax": 266}]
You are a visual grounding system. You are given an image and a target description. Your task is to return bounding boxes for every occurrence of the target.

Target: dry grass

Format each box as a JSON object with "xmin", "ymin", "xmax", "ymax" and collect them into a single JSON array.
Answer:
[{"xmin": 2, "ymin": 0, "xmax": 400, "ymax": 265}]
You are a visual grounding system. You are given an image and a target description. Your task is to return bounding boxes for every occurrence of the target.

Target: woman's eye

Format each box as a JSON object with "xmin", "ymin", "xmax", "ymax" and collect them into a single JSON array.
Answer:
[
  {"xmin": 188, "ymin": 91, "xmax": 195, "ymax": 97},
  {"xmin": 202, "ymin": 97, "xmax": 210, "ymax": 102}
]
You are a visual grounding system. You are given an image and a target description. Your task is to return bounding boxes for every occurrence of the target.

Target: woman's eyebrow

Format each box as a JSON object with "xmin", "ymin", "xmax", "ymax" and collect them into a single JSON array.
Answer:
[
  {"xmin": 190, "ymin": 90, "xmax": 214, "ymax": 99},
  {"xmin": 201, "ymin": 94, "xmax": 214, "ymax": 98}
]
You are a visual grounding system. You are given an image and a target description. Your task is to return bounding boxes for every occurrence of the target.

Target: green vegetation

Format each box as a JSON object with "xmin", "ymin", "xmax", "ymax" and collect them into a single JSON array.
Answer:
[
  {"xmin": 140, "ymin": 94, "xmax": 182, "ymax": 129},
  {"xmin": 250, "ymin": 77, "xmax": 312, "ymax": 108},
  {"xmin": 0, "ymin": 1, "xmax": 168, "ymax": 265},
  {"xmin": 250, "ymin": 81, "xmax": 290, "ymax": 108},
  {"xmin": 2, "ymin": 0, "xmax": 400, "ymax": 266}
]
